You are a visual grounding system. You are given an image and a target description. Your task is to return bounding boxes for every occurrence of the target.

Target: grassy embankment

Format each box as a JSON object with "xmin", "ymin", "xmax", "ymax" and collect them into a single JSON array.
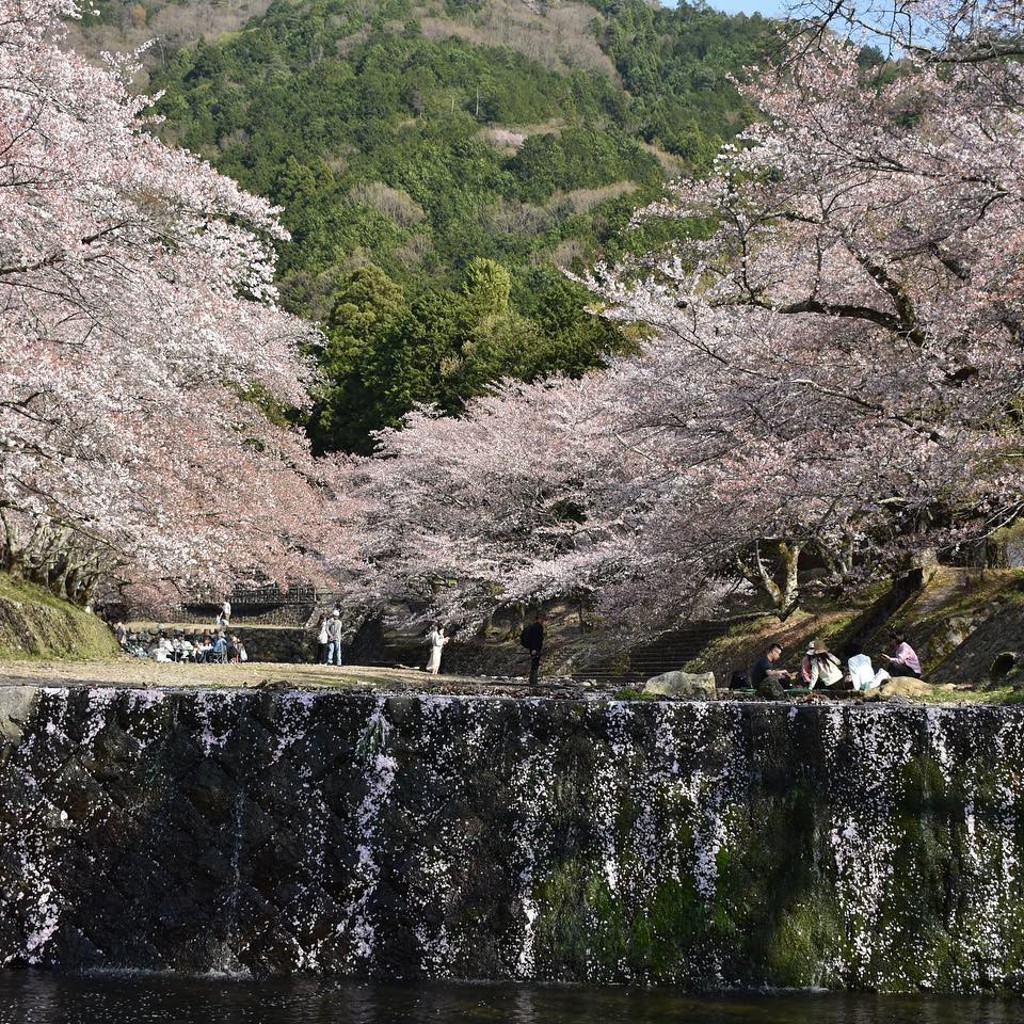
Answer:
[
  {"xmin": 0, "ymin": 574, "xmax": 119, "ymax": 662},
  {"xmin": 682, "ymin": 566, "xmax": 1024, "ymax": 701}
]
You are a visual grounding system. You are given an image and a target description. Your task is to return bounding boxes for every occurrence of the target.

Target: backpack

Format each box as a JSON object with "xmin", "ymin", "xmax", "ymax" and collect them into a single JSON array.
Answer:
[{"xmin": 520, "ymin": 626, "xmax": 532, "ymax": 649}]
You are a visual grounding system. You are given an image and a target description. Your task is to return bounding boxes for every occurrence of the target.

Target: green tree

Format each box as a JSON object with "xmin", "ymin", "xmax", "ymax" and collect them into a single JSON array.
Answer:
[
  {"xmin": 145, "ymin": 0, "xmax": 775, "ymax": 453},
  {"xmin": 309, "ymin": 265, "xmax": 410, "ymax": 453}
]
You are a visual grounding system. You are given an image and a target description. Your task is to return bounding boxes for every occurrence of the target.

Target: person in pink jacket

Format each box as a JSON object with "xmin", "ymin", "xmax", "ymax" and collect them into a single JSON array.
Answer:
[{"xmin": 882, "ymin": 633, "xmax": 922, "ymax": 678}]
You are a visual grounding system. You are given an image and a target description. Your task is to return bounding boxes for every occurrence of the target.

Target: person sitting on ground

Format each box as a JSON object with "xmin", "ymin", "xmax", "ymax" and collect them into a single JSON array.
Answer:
[
  {"xmin": 194, "ymin": 630, "xmax": 213, "ymax": 663},
  {"xmin": 799, "ymin": 645, "xmax": 814, "ymax": 688},
  {"xmin": 178, "ymin": 634, "xmax": 196, "ymax": 662},
  {"xmin": 750, "ymin": 643, "xmax": 792, "ymax": 697},
  {"xmin": 805, "ymin": 640, "xmax": 843, "ymax": 689},
  {"xmin": 881, "ymin": 632, "xmax": 922, "ymax": 678},
  {"xmin": 151, "ymin": 632, "xmax": 174, "ymax": 663},
  {"xmin": 847, "ymin": 646, "xmax": 889, "ymax": 692},
  {"xmin": 210, "ymin": 631, "xmax": 228, "ymax": 663},
  {"xmin": 228, "ymin": 634, "xmax": 247, "ymax": 663}
]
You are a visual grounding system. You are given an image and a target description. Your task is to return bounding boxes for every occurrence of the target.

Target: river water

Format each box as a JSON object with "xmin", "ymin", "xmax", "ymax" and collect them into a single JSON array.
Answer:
[{"xmin": 0, "ymin": 973, "xmax": 1022, "ymax": 1024}]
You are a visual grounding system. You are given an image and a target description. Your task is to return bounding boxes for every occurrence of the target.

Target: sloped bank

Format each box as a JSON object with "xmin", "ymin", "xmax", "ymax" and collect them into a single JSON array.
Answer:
[
  {"xmin": 0, "ymin": 576, "xmax": 117, "ymax": 661},
  {"xmin": 1, "ymin": 684, "xmax": 1022, "ymax": 992}
]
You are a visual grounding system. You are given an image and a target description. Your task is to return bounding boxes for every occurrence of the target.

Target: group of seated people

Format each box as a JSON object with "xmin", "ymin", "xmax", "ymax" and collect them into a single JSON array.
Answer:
[
  {"xmin": 750, "ymin": 632, "xmax": 921, "ymax": 695},
  {"xmin": 115, "ymin": 623, "xmax": 248, "ymax": 663}
]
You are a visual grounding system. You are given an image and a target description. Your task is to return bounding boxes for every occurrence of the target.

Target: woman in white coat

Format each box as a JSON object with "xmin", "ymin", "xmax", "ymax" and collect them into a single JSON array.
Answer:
[{"xmin": 426, "ymin": 621, "xmax": 448, "ymax": 675}]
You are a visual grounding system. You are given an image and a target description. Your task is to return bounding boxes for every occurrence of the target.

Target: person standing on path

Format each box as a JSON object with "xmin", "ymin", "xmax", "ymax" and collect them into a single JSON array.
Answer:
[
  {"xmin": 316, "ymin": 614, "xmax": 329, "ymax": 664},
  {"xmin": 326, "ymin": 610, "xmax": 344, "ymax": 666},
  {"xmin": 425, "ymin": 621, "xmax": 448, "ymax": 675},
  {"xmin": 521, "ymin": 614, "xmax": 545, "ymax": 685}
]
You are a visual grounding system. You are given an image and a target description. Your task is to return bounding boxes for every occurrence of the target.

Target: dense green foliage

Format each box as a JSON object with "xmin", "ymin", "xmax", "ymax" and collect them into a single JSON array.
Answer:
[
  {"xmin": 600, "ymin": 0, "xmax": 772, "ymax": 162},
  {"xmin": 144, "ymin": 0, "xmax": 775, "ymax": 451}
]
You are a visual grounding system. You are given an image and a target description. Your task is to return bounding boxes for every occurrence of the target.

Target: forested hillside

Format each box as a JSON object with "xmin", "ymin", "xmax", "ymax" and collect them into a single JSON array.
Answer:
[{"xmin": 72, "ymin": 0, "xmax": 777, "ymax": 451}]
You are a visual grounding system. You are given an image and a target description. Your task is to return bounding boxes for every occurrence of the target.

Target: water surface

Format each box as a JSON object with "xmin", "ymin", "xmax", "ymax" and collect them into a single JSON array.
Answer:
[{"xmin": 0, "ymin": 973, "xmax": 1022, "ymax": 1024}]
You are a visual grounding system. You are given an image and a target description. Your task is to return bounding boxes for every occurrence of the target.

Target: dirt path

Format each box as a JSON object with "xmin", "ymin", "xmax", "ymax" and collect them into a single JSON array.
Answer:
[{"xmin": 0, "ymin": 657, "xmax": 596, "ymax": 698}]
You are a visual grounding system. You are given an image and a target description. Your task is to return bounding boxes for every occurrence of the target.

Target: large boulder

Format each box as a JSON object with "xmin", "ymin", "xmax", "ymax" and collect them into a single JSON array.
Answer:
[
  {"xmin": 0, "ymin": 686, "xmax": 37, "ymax": 743},
  {"xmin": 643, "ymin": 669, "xmax": 716, "ymax": 699},
  {"xmin": 870, "ymin": 676, "xmax": 933, "ymax": 700}
]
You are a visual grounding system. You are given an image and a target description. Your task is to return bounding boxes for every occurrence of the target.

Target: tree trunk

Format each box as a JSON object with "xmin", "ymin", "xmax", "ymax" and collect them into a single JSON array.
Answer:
[
  {"xmin": 0, "ymin": 508, "xmax": 25, "ymax": 578},
  {"xmin": 737, "ymin": 538, "xmax": 802, "ymax": 616}
]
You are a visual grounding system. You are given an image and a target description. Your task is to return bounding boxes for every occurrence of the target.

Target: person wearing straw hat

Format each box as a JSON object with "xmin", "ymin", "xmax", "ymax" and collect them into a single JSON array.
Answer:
[{"xmin": 805, "ymin": 639, "xmax": 843, "ymax": 689}]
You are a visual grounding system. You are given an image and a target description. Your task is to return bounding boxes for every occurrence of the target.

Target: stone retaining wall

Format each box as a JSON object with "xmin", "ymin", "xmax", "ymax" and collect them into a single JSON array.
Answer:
[{"xmin": 1, "ymin": 686, "xmax": 1022, "ymax": 991}]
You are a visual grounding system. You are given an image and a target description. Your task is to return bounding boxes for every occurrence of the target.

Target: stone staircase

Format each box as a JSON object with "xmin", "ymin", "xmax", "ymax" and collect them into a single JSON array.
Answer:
[{"xmin": 569, "ymin": 618, "xmax": 762, "ymax": 689}]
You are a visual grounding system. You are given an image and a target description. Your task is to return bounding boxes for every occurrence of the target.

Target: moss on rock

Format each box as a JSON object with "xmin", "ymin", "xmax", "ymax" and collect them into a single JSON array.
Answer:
[{"xmin": 0, "ymin": 574, "xmax": 118, "ymax": 661}]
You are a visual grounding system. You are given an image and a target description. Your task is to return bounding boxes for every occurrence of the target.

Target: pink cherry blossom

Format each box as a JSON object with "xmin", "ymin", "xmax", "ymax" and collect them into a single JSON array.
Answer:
[
  {"xmin": 350, "ymin": 0, "xmax": 1024, "ymax": 640},
  {"xmin": 0, "ymin": 0, "xmax": 344, "ymax": 609}
]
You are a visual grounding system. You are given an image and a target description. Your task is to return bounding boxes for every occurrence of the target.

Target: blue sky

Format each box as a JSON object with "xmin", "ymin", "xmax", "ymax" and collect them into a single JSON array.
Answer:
[{"xmin": 704, "ymin": 0, "xmax": 790, "ymax": 17}]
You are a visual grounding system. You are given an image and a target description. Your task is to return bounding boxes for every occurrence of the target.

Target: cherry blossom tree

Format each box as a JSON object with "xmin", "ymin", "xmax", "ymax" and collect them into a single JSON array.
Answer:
[
  {"xmin": 792, "ymin": 0, "xmax": 1024, "ymax": 62},
  {"xmin": 351, "ymin": 354, "xmax": 803, "ymax": 640},
  {"xmin": 352, "ymin": 384, "xmax": 613, "ymax": 629},
  {"xmin": 588, "ymin": 16, "xmax": 1024, "ymax": 600},
  {"xmin": 354, "ymin": 0, "xmax": 1024, "ymax": 640},
  {"xmin": 0, "ymin": 0, "xmax": 345, "ymax": 608}
]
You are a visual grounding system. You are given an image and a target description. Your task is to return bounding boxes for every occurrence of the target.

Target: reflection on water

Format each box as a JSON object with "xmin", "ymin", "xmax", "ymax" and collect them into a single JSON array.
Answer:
[{"xmin": 0, "ymin": 972, "xmax": 1022, "ymax": 1024}]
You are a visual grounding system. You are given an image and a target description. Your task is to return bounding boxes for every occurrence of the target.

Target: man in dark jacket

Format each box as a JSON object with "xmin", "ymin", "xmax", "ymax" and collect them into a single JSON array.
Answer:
[
  {"xmin": 521, "ymin": 614, "xmax": 545, "ymax": 685},
  {"xmin": 750, "ymin": 642, "xmax": 791, "ymax": 699}
]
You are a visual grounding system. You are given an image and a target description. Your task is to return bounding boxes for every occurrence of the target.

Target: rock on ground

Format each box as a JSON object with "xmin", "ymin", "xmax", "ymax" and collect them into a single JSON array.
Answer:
[{"xmin": 644, "ymin": 669, "xmax": 717, "ymax": 699}]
